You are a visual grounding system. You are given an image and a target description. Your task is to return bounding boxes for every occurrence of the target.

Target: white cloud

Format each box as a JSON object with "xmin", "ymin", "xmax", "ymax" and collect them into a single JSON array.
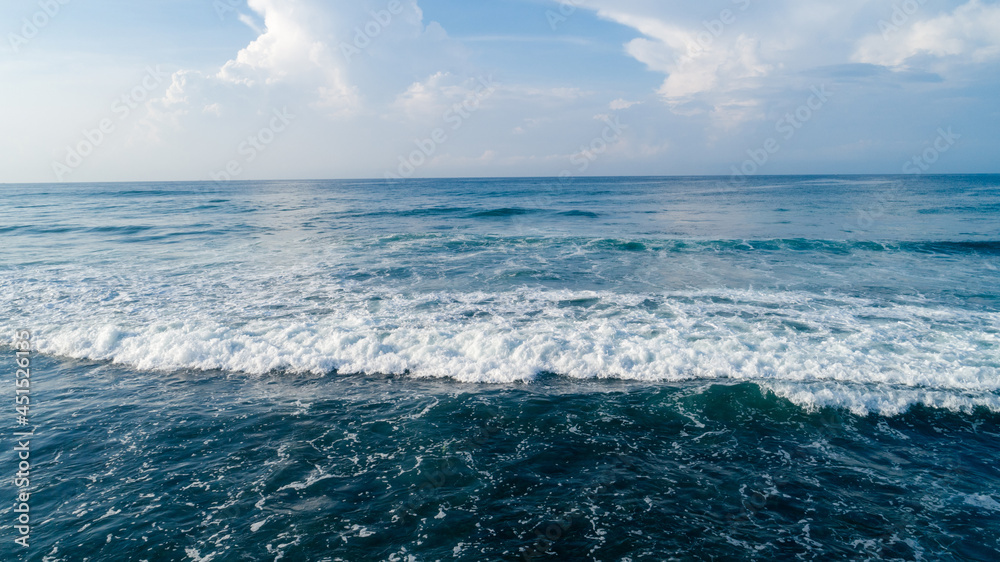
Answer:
[
  {"xmin": 853, "ymin": 0, "xmax": 1000, "ymax": 68},
  {"xmin": 567, "ymin": 0, "xmax": 998, "ymax": 129},
  {"xmin": 216, "ymin": 0, "xmax": 359, "ymax": 114},
  {"xmin": 390, "ymin": 72, "xmax": 496, "ymax": 120},
  {"xmin": 601, "ymin": 11, "xmax": 769, "ymax": 103},
  {"xmin": 148, "ymin": 0, "xmax": 458, "ymax": 130},
  {"xmin": 609, "ymin": 98, "xmax": 640, "ymax": 110},
  {"xmin": 579, "ymin": 4, "xmax": 775, "ymax": 125},
  {"xmin": 12, "ymin": 0, "xmax": 993, "ymax": 183},
  {"xmin": 237, "ymin": 13, "xmax": 265, "ymax": 35}
]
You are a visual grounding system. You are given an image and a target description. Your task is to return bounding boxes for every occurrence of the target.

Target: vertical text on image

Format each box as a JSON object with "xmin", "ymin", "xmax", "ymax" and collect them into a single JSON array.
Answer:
[{"xmin": 13, "ymin": 329, "xmax": 34, "ymax": 548}]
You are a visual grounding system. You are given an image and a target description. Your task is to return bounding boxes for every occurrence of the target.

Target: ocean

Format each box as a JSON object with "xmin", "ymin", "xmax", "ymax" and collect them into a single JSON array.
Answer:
[{"xmin": 1, "ymin": 175, "xmax": 999, "ymax": 560}]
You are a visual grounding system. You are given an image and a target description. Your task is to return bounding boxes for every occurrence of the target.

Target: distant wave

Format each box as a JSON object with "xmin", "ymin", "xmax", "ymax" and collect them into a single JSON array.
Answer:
[
  {"xmin": 361, "ymin": 236, "xmax": 1000, "ymax": 256},
  {"xmin": 10, "ymin": 222, "xmax": 995, "ymax": 256},
  {"xmin": 468, "ymin": 207, "xmax": 540, "ymax": 218}
]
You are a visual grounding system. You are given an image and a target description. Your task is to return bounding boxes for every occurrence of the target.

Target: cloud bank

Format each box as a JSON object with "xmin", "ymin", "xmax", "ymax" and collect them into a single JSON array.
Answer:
[{"xmin": 2, "ymin": 0, "xmax": 997, "ymax": 181}]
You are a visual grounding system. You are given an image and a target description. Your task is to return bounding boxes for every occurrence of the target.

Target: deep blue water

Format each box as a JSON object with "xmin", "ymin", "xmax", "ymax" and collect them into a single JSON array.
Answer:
[{"xmin": 1, "ymin": 175, "xmax": 999, "ymax": 560}]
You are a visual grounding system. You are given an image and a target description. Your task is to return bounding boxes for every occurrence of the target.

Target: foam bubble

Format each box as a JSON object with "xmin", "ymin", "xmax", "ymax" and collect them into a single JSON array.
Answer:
[{"xmin": 4, "ymin": 277, "xmax": 998, "ymax": 416}]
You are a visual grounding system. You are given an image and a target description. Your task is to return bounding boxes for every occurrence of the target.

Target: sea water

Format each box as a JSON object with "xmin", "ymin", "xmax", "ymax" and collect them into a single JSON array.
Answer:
[{"xmin": 0, "ymin": 176, "xmax": 998, "ymax": 559}]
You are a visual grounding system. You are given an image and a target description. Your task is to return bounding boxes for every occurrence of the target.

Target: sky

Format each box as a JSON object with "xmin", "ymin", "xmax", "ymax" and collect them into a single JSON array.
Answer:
[{"xmin": 1, "ymin": 0, "xmax": 998, "ymax": 183}]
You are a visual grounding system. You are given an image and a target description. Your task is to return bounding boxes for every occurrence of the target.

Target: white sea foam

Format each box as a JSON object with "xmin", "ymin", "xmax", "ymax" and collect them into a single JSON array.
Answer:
[
  {"xmin": 3, "ymin": 273, "xmax": 998, "ymax": 416},
  {"xmin": 963, "ymin": 494, "xmax": 1000, "ymax": 512}
]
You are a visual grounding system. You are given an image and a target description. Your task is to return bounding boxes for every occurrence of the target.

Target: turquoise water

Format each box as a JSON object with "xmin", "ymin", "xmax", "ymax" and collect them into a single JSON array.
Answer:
[{"xmin": 1, "ymin": 176, "xmax": 999, "ymax": 559}]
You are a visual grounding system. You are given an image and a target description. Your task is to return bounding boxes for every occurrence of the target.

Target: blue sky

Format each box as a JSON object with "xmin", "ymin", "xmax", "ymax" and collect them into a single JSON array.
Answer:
[{"xmin": 1, "ymin": 0, "xmax": 998, "ymax": 182}]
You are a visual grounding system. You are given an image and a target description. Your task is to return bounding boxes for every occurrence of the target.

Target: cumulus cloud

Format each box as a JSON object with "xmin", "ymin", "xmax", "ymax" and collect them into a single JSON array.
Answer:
[
  {"xmin": 576, "ymin": 1, "xmax": 780, "ymax": 123},
  {"xmin": 581, "ymin": 0, "xmax": 1000, "ymax": 88},
  {"xmin": 600, "ymin": 10, "xmax": 769, "ymax": 105},
  {"xmin": 186, "ymin": 0, "xmax": 362, "ymax": 119},
  {"xmin": 148, "ymin": 0, "xmax": 455, "ymax": 131},
  {"xmin": 853, "ymin": 0, "xmax": 1000, "ymax": 68}
]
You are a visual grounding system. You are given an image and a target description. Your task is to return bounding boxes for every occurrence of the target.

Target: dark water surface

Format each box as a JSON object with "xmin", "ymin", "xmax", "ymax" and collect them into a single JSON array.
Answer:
[{"xmin": 7, "ymin": 354, "xmax": 1000, "ymax": 561}]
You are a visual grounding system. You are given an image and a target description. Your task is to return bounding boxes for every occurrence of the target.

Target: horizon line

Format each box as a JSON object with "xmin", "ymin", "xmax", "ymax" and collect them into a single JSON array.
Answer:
[{"xmin": 3, "ymin": 172, "xmax": 999, "ymax": 186}]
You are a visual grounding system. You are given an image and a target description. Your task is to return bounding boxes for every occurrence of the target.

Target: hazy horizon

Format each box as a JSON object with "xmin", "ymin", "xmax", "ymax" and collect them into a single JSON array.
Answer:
[{"xmin": 4, "ymin": 172, "xmax": 1000, "ymax": 187}]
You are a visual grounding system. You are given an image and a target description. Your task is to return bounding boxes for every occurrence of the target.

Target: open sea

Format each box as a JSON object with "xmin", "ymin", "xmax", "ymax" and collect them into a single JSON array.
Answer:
[{"xmin": 1, "ymin": 175, "xmax": 999, "ymax": 560}]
